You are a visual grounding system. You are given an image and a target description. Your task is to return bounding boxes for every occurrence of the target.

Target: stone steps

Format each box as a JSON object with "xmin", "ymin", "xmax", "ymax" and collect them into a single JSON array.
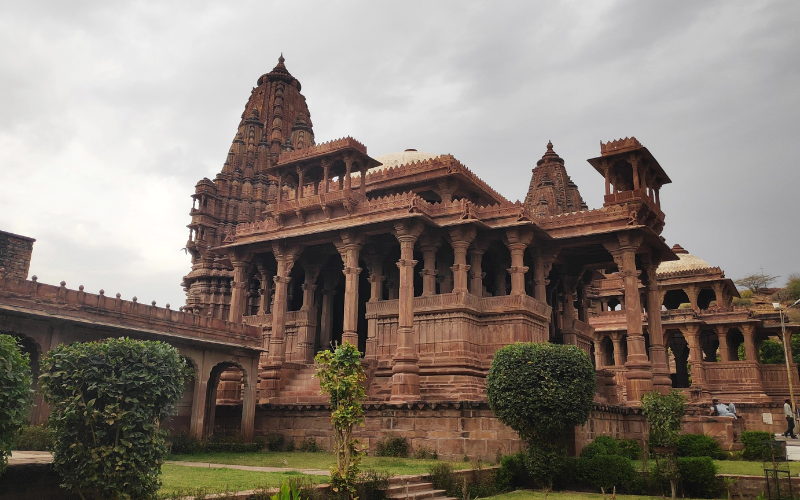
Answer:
[{"xmin": 386, "ymin": 479, "xmax": 457, "ymax": 500}]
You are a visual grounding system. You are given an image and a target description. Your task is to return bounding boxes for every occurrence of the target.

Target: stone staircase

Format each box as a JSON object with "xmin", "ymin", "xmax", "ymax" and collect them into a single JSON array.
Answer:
[
  {"xmin": 273, "ymin": 366, "xmax": 327, "ymax": 404},
  {"xmin": 773, "ymin": 434, "xmax": 800, "ymax": 461},
  {"xmin": 387, "ymin": 476, "xmax": 458, "ymax": 500}
]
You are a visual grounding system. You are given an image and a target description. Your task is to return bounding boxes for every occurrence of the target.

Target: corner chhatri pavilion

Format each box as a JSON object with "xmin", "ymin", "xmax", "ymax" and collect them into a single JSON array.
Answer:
[{"xmin": 1, "ymin": 56, "xmax": 796, "ymax": 458}]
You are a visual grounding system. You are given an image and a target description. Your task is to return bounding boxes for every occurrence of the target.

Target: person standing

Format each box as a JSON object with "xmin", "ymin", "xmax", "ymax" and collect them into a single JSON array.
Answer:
[{"xmin": 784, "ymin": 399, "xmax": 797, "ymax": 439}]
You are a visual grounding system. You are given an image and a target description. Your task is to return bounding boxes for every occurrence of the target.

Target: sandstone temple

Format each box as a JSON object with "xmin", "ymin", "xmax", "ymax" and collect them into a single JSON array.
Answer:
[{"xmin": 1, "ymin": 56, "xmax": 797, "ymax": 458}]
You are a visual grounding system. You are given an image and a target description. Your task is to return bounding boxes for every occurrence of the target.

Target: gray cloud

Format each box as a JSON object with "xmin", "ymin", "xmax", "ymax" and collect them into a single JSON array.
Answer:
[{"xmin": 1, "ymin": 0, "xmax": 798, "ymax": 308}]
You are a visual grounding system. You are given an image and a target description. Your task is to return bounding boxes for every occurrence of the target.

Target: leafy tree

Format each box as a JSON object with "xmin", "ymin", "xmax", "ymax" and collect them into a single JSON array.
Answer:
[
  {"xmin": 314, "ymin": 342, "xmax": 366, "ymax": 500},
  {"xmin": 735, "ymin": 272, "xmax": 779, "ymax": 294},
  {"xmin": 487, "ymin": 342, "xmax": 595, "ymax": 487},
  {"xmin": 40, "ymin": 338, "xmax": 191, "ymax": 500},
  {"xmin": 0, "ymin": 334, "xmax": 32, "ymax": 475},
  {"xmin": 641, "ymin": 390, "xmax": 687, "ymax": 499},
  {"xmin": 759, "ymin": 339, "xmax": 785, "ymax": 364}
]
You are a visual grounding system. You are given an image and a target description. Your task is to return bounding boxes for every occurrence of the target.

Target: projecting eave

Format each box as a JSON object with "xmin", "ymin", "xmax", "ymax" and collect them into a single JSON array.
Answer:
[{"xmin": 588, "ymin": 146, "xmax": 672, "ymax": 186}]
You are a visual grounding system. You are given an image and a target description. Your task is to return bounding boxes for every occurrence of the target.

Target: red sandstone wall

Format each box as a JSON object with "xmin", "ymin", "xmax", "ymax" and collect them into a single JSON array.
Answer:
[{"xmin": 0, "ymin": 230, "xmax": 34, "ymax": 280}]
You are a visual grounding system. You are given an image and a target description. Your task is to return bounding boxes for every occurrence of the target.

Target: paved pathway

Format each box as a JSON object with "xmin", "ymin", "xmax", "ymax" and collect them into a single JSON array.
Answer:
[
  {"xmin": 163, "ymin": 460, "xmax": 329, "ymax": 476},
  {"xmin": 7, "ymin": 451, "xmax": 329, "ymax": 476}
]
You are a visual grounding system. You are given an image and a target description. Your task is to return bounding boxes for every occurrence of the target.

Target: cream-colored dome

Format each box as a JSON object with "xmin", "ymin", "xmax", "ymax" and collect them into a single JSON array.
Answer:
[
  {"xmin": 656, "ymin": 244, "xmax": 712, "ymax": 275},
  {"xmin": 372, "ymin": 150, "xmax": 438, "ymax": 172}
]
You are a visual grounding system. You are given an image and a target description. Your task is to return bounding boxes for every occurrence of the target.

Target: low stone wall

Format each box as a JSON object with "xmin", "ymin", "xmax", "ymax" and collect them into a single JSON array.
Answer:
[{"xmin": 252, "ymin": 402, "xmax": 522, "ymax": 461}]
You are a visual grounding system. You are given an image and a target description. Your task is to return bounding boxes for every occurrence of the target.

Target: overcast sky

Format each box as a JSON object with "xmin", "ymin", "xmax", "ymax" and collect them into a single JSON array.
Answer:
[{"xmin": 1, "ymin": 0, "xmax": 798, "ymax": 308}]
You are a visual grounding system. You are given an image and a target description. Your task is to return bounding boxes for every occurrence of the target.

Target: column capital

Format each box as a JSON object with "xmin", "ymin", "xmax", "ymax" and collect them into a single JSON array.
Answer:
[
  {"xmin": 273, "ymin": 275, "xmax": 292, "ymax": 284},
  {"xmin": 342, "ymin": 266, "xmax": 362, "ymax": 275},
  {"xmin": 451, "ymin": 264, "xmax": 471, "ymax": 273},
  {"xmin": 368, "ymin": 274, "xmax": 385, "ymax": 284},
  {"xmin": 504, "ymin": 226, "xmax": 534, "ymax": 247},
  {"xmin": 301, "ymin": 283, "xmax": 317, "ymax": 292},
  {"xmin": 507, "ymin": 266, "xmax": 529, "ymax": 274},
  {"xmin": 397, "ymin": 259, "xmax": 418, "ymax": 269},
  {"xmin": 394, "ymin": 220, "xmax": 425, "ymax": 242}
]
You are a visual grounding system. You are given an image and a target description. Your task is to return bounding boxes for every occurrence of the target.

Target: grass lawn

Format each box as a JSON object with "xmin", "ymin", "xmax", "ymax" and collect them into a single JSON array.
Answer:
[
  {"xmin": 634, "ymin": 459, "xmax": 800, "ymax": 476},
  {"xmin": 168, "ymin": 451, "xmax": 473, "ymax": 475},
  {"xmin": 159, "ymin": 464, "xmax": 325, "ymax": 495},
  {"xmin": 482, "ymin": 491, "xmax": 704, "ymax": 500}
]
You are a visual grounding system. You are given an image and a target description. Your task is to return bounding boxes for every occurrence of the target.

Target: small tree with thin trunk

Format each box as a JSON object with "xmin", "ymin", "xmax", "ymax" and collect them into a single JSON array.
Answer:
[
  {"xmin": 641, "ymin": 390, "xmax": 687, "ymax": 499},
  {"xmin": 315, "ymin": 342, "xmax": 365, "ymax": 500}
]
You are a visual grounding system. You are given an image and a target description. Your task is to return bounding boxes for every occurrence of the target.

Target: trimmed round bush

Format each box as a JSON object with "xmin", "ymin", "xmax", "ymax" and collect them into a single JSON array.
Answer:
[
  {"xmin": 740, "ymin": 430, "xmax": 776, "ymax": 460},
  {"xmin": 577, "ymin": 455, "xmax": 637, "ymax": 493},
  {"xmin": 617, "ymin": 438, "xmax": 643, "ymax": 460},
  {"xmin": 580, "ymin": 441, "xmax": 608, "ymax": 459},
  {"xmin": 676, "ymin": 433, "xmax": 725, "ymax": 459},
  {"xmin": 678, "ymin": 457, "xmax": 720, "ymax": 498},
  {"xmin": 40, "ymin": 338, "xmax": 191, "ymax": 499},
  {"xmin": 0, "ymin": 334, "xmax": 32, "ymax": 475},
  {"xmin": 487, "ymin": 342, "xmax": 596, "ymax": 440}
]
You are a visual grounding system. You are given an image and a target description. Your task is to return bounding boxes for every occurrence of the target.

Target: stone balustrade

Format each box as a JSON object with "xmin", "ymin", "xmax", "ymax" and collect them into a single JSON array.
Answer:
[{"xmin": 0, "ymin": 274, "xmax": 260, "ymax": 346}]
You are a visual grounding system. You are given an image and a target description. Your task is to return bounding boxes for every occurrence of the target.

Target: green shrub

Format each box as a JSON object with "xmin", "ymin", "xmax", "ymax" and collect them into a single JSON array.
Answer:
[
  {"xmin": 487, "ymin": 342, "xmax": 595, "ymax": 488},
  {"xmin": 741, "ymin": 431, "xmax": 776, "ymax": 460},
  {"xmin": 299, "ymin": 437, "xmax": 322, "ymax": 452},
  {"xmin": 577, "ymin": 454, "xmax": 637, "ymax": 493},
  {"xmin": 168, "ymin": 432, "xmax": 265, "ymax": 454},
  {"xmin": 413, "ymin": 445, "xmax": 437, "ymax": 459},
  {"xmin": 496, "ymin": 452, "xmax": 531, "ymax": 491},
  {"xmin": 733, "ymin": 297, "xmax": 752, "ymax": 306},
  {"xmin": 430, "ymin": 462, "xmax": 458, "ymax": 498},
  {"xmin": 593, "ymin": 436, "xmax": 620, "ymax": 455},
  {"xmin": 678, "ymin": 303, "xmax": 693, "ymax": 309},
  {"xmin": 374, "ymin": 433, "xmax": 409, "ymax": 457},
  {"xmin": 0, "ymin": 334, "xmax": 32, "ymax": 475},
  {"xmin": 617, "ymin": 439, "xmax": 642, "ymax": 460},
  {"xmin": 678, "ymin": 456, "xmax": 720, "ymax": 498},
  {"xmin": 355, "ymin": 469, "xmax": 391, "ymax": 500},
  {"xmin": 740, "ymin": 289, "xmax": 754, "ymax": 299},
  {"xmin": 676, "ymin": 433, "xmax": 725, "ymax": 459},
  {"xmin": 14, "ymin": 424, "xmax": 52, "ymax": 451},
  {"xmin": 40, "ymin": 338, "xmax": 192, "ymax": 499},
  {"xmin": 581, "ymin": 436, "xmax": 642, "ymax": 460},
  {"xmin": 266, "ymin": 432, "xmax": 286, "ymax": 451},
  {"xmin": 579, "ymin": 441, "xmax": 608, "ymax": 459},
  {"xmin": 464, "ymin": 461, "xmax": 498, "ymax": 499}
]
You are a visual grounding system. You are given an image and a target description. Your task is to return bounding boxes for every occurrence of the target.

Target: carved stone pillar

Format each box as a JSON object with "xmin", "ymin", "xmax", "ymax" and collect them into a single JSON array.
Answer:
[
  {"xmin": 681, "ymin": 324, "xmax": 705, "ymax": 389},
  {"xmin": 713, "ymin": 282, "xmax": 725, "ymax": 307},
  {"xmin": 260, "ymin": 243, "xmax": 301, "ymax": 397},
  {"xmin": 256, "ymin": 264, "xmax": 273, "ymax": 315},
  {"xmin": 742, "ymin": 323, "xmax": 758, "ymax": 363},
  {"xmin": 419, "ymin": 234, "xmax": 440, "ymax": 297},
  {"xmin": 365, "ymin": 254, "xmax": 384, "ymax": 359},
  {"xmin": 469, "ymin": 247, "xmax": 485, "ymax": 296},
  {"xmin": 643, "ymin": 256, "xmax": 671, "ymax": 394},
  {"xmin": 605, "ymin": 233, "xmax": 653, "ymax": 404},
  {"xmin": 391, "ymin": 221, "xmax": 423, "ymax": 401},
  {"xmin": 449, "ymin": 226, "xmax": 476, "ymax": 294},
  {"xmin": 715, "ymin": 325, "xmax": 730, "ymax": 361},
  {"xmin": 337, "ymin": 231, "xmax": 363, "ymax": 347},
  {"xmin": 533, "ymin": 250, "xmax": 556, "ymax": 303},
  {"xmin": 505, "ymin": 228, "xmax": 533, "ymax": 296},
  {"xmin": 319, "ymin": 287, "xmax": 336, "ymax": 350},
  {"xmin": 612, "ymin": 336, "xmax": 624, "ymax": 366},
  {"xmin": 686, "ymin": 284, "xmax": 699, "ymax": 310},
  {"xmin": 593, "ymin": 340, "xmax": 604, "ymax": 368},
  {"xmin": 343, "ymin": 155, "xmax": 353, "ymax": 191},
  {"xmin": 228, "ymin": 257, "xmax": 251, "ymax": 323},
  {"xmin": 321, "ymin": 159, "xmax": 330, "ymax": 194},
  {"xmin": 299, "ymin": 263, "xmax": 321, "ymax": 363}
]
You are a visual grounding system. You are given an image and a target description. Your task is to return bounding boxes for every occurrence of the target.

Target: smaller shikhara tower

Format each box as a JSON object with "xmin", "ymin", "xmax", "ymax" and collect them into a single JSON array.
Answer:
[
  {"xmin": 183, "ymin": 56, "xmax": 315, "ymax": 317},
  {"xmin": 524, "ymin": 141, "xmax": 587, "ymax": 216}
]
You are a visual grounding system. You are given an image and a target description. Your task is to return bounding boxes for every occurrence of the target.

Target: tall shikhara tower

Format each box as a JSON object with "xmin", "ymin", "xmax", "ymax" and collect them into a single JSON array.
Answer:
[
  {"xmin": 524, "ymin": 141, "xmax": 587, "ymax": 217},
  {"xmin": 182, "ymin": 56, "xmax": 315, "ymax": 318}
]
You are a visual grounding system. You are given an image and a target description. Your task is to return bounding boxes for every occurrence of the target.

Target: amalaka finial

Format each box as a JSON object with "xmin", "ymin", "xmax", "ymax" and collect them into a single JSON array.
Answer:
[
  {"xmin": 279, "ymin": 53, "xmax": 285, "ymax": 64},
  {"xmin": 547, "ymin": 140, "xmax": 554, "ymax": 152}
]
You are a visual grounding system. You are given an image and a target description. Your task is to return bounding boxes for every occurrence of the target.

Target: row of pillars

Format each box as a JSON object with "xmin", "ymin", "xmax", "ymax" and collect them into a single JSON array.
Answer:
[
  {"xmin": 226, "ymin": 224, "xmax": 550, "ymax": 402},
  {"xmin": 274, "ymin": 155, "xmax": 368, "ymax": 204}
]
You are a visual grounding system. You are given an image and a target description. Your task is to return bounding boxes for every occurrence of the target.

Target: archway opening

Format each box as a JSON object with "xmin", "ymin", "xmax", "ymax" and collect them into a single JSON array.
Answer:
[
  {"xmin": 601, "ymin": 336, "xmax": 615, "ymax": 366},
  {"xmin": 204, "ymin": 362, "xmax": 245, "ymax": 438},
  {"xmin": 697, "ymin": 289, "xmax": 716, "ymax": 310},
  {"xmin": 727, "ymin": 328, "xmax": 745, "ymax": 361},
  {"xmin": 607, "ymin": 297, "xmax": 621, "ymax": 311},
  {"xmin": 663, "ymin": 289, "xmax": 690, "ymax": 310}
]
